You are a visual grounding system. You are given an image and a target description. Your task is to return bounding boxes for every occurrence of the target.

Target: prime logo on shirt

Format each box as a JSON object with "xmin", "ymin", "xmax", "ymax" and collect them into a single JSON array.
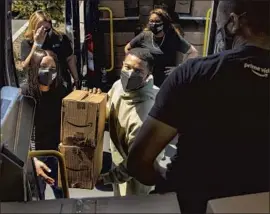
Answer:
[{"xmin": 244, "ymin": 63, "xmax": 270, "ymax": 78}]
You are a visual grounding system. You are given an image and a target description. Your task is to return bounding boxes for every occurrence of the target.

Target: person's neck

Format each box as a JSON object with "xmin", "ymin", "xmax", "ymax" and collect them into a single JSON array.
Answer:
[
  {"xmin": 233, "ymin": 35, "xmax": 270, "ymax": 50},
  {"xmin": 39, "ymin": 84, "xmax": 50, "ymax": 92},
  {"xmin": 154, "ymin": 31, "xmax": 165, "ymax": 38}
]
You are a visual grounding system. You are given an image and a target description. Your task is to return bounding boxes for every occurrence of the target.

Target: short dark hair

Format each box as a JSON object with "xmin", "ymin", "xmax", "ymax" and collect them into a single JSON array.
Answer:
[
  {"xmin": 127, "ymin": 48, "xmax": 154, "ymax": 72},
  {"xmin": 220, "ymin": 0, "xmax": 270, "ymax": 35}
]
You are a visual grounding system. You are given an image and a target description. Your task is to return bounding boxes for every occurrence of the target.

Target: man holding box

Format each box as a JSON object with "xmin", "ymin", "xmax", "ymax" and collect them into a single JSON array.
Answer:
[{"xmin": 95, "ymin": 48, "xmax": 164, "ymax": 196}]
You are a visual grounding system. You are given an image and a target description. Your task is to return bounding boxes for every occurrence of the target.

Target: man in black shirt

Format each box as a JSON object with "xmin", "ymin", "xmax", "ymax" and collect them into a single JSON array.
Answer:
[{"xmin": 127, "ymin": 0, "xmax": 270, "ymax": 213}]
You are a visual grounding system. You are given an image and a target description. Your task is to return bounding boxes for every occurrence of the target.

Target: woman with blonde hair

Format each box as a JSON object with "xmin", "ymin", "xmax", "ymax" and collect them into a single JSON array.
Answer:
[
  {"xmin": 21, "ymin": 10, "xmax": 80, "ymax": 91},
  {"xmin": 21, "ymin": 49, "xmax": 68, "ymax": 199},
  {"xmin": 125, "ymin": 8, "xmax": 198, "ymax": 87}
]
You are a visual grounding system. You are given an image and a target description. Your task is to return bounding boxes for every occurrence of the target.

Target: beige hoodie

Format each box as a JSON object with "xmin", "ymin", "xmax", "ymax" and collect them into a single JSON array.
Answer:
[{"xmin": 103, "ymin": 75, "xmax": 162, "ymax": 196}]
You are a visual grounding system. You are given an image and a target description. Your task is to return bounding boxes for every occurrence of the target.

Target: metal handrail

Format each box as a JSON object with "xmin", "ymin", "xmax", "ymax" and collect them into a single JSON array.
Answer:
[
  {"xmin": 28, "ymin": 150, "xmax": 70, "ymax": 199},
  {"xmin": 99, "ymin": 7, "xmax": 114, "ymax": 72},
  {"xmin": 203, "ymin": 8, "xmax": 212, "ymax": 57}
]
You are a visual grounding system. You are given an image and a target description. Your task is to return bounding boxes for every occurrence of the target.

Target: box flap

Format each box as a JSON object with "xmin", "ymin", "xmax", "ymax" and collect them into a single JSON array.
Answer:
[
  {"xmin": 86, "ymin": 93, "xmax": 107, "ymax": 104},
  {"xmin": 63, "ymin": 90, "xmax": 89, "ymax": 101}
]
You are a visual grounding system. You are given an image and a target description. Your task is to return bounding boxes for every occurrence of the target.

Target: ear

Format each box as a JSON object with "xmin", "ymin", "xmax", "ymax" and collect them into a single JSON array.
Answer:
[{"xmin": 229, "ymin": 12, "xmax": 241, "ymax": 34}]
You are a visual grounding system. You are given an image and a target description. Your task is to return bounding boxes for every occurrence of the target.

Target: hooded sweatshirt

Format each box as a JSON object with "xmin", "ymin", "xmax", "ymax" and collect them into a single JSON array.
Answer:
[{"xmin": 103, "ymin": 75, "xmax": 162, "ymax": 196}]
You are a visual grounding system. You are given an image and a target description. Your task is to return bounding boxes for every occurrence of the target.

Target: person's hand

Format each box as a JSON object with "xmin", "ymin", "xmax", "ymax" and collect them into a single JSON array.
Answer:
[
  {"xmin": 34, "ymin": 158, "xmax": 55, "ymax": 185},
  {"xmin": 74, "ymin": 80, "xmax": 80, "ymax": 90},
  {"xmin": 164, "ymin": 66, "xmax": 175, "ymax": 76},
  {"xmin": 95, "ymin": 174, "xmax": 105, "ymax": 186},
  {"xmin": 89, "ymin": 88, "xmax": 102, "ymax": 94},
  {"xmin": 33, "ymin": 26, "xmax": 47, "ymax": 46}
]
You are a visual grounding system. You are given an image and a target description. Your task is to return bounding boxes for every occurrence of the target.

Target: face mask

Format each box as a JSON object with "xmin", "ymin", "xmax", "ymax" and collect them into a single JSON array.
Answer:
[
  {"xmin": 38, "ymin": 68, "xmax": 57, "ymax": 86},
  {"xmin": 45, "ymin": 28, "xmax": 53, "ymax": 36},
  {"xmin": 149, "ymin": 22, "xmax": 164, "ymax": 35},
  {"xmin": 120, "ymin": 69, "xmax": 144, "ymax": 92}
]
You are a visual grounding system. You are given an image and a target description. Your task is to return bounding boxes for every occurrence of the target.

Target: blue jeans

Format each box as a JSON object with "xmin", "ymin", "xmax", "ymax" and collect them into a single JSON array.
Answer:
[{"xmin": 38, "ymin": 157, "xmax": 63, "ymax": 199}]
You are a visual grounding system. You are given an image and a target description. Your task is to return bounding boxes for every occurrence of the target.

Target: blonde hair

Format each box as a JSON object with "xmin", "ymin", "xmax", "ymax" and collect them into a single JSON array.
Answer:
[
  {"xmin": 24, "ymin": 10, "xmax": 61, "ymax": 41},
  {"xmin": 144, "ymin": 8, "xmax": 184, "ymax": 37}
]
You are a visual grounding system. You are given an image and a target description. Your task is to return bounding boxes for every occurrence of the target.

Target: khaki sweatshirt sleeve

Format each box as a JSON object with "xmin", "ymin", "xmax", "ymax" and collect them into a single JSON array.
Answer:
[{"xmin": 103, "ymin": 107, "xmax": 150, "ymax": 184}]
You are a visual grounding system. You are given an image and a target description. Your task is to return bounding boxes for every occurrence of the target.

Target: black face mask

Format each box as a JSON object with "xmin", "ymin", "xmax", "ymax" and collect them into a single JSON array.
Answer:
[
  {"xmin": 38, "ymin": 68, "xmax": 57, "ymax": 86},
  {"xmin": 148, "ymin": 22, "xmax": 164, "ymax": 35},
  {"xmin": 120, "ymin": 69, "xmax": 144, "ymax": 92},
  {"xmin": 43, "ymin": 28, "xmax": 53, "ymax": 47}
]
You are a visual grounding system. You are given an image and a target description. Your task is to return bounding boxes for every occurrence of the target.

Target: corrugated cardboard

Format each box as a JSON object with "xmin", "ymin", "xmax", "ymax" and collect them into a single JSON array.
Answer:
[
  {"xmin": 104, "ymin": 32, "xmax": 135, "ymax": 55},
  {"xmin": 105, "ymin": 54, "xmax": 125, "ymax": 69},
  {"xmin": 61, "ymin": 90, "xmax": 107, "ymax": 147},
  {"xmin": 59, "ymin": 142, "xmax": 103, "ymax": 189},
  {"xmin": 191, "ymin": 0, "xmax": 212, "ymax": 17},
  {"xmin": 139, "ymin": 0, "xmax": 154, "ymax": 6},
  {"xmin": 175, "ymin": 0, "xmax": 191, "ymax": 14},
  {"xmin": 206, "ymin": 192, "xmax": 269, "ymax": 213},
  {"xmin": 139, "ymin": 5, "xmax": 153, "ymax": 16},
  {"xmin": 99, "ymin": 0, "xmax": 125, "ymax": 18},
  {"xmin": 184, "ymin": 31, "xmax": 204, "ymax": 46},
  {"xmin": 59, "ymin": 91, "xmax": 106, "ymax": 189},
  {"xmin": 184, "ymin": 31, "xmax": 204, "ymax": 56}
]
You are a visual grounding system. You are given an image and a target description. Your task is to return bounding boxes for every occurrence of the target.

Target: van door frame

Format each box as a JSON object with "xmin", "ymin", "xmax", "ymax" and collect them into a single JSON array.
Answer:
[{"xmin": 0, "ymin": 0, "xmax": 19, "ymax": 88}]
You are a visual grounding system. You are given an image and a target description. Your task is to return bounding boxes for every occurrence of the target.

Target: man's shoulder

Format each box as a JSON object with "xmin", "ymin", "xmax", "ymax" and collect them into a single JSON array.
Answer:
[
  {"xmin": 173, "ymin": 50, "xmax": 236, "ymax": 83},
  {"xmin": 108, "ymin": 79, "xmax": 123, "ymax": 97}
]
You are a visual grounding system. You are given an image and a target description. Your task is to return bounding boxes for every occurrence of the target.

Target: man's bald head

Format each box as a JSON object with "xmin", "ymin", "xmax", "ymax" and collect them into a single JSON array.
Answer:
[{"xmin": 217, "ymin": 0, "xmax": 270, "ymax": 36}]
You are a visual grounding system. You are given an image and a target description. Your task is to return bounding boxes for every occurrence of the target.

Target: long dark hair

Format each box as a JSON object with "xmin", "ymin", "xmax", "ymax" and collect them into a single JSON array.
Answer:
[
  {"xmin": 144, "ymin": 8, "xmax": 184, "ymax": 37},
  {"xmin": 26, "ymin": 49, "xmax": 61, "ymax": 102}
]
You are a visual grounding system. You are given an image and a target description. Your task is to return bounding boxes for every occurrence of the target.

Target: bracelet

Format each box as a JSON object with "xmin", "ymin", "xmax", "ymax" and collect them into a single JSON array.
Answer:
[{"xmin": 34, "ymin": 42, "xmax": 42, "ymax": 48}]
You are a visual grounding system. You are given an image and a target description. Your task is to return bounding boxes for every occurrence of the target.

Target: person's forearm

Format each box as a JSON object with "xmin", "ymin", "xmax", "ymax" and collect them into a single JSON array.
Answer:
[
  {"xmin": 184, "ymin": 46, "xmax": 199, "ymax": 61},
  {"xmin": 186, "ymin": 51, "xmax": 198, "ymax": 59},
  {"xmin": 124, "ymin": 43, "xmax": 132, "ymax": 54},
  {"xmin": 22, "ymin": 44, "xmax": 38, "ymax": 69},
  {"xmin": 67, "ymin": 55, "xmax": 79, "ymax": 81},
  {"xmin": 128, "ymin": 160, "xmax": 164, "ymax": 186}
]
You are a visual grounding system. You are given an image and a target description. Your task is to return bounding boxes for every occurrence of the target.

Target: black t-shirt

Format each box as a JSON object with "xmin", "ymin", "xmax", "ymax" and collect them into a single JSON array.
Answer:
[
  {"xmin": 149, "ymin": 46, "xmax": 270, "ymax": 200},
  {"xmin": 129, "ymin": 29, "xmax": 191, "ymax": 87},
  {"xmin": 21, "ymin": 33, "xmax": 73, "ymax": 88},
  {"xmin": 21, "ymin": 83, "xmax": 68, "ymax": 150}
]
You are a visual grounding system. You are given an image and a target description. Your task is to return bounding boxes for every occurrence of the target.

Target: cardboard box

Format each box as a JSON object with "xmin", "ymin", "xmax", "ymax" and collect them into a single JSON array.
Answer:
[
  {"xmin": 105, "ymin": 54, "xmax": 125, "ymax": 69},
  {"xmin": 139, "ymin": 5, "xmax": 153, "ymax": 16},
  {"xmin": 99, "ymin": 0, "xmax": 125, "ymax": 18},
  {"xmin": 184, "ymin": 31, "xmax": 205, "ymax": 56},
  {"xmin": 59, "ymin": 142, "xmax": 103, "ymax": 189},
  {"xmin": 175, "ymin": 0, "xmax": 191, "ymax": 14},
  {"xmin": 125, "ymin": 0, "xmax": 138, "ymax": 8},
  {"xmin": 104, "ymin": 32, "xmax": 135, "ymax": 55},
  {"xmin": 184, "ymin": 31, "xmax": 204, "ymax": 46},
  {"xmin": 191, "ymin": 1, "xmax": 212, "ymax": 17},
  {"xmin": 139, "ymin": 0, "xmax": 154, "ymax": 6},
  {"xmin": 139, "ymin": 14, "xmax": 150, "ymax": 26},
  {"xmin": 61, "ymin": 90, "xmax": 107, "ymax": 147}
]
